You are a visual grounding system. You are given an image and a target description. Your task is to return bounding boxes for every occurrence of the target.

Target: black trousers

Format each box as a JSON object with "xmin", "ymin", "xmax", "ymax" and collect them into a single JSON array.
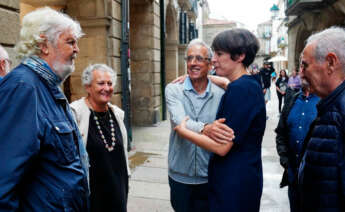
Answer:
[
  {"xmin": 288, "ymin": 185, "xmax": 300, "ymax": 212},
  {"xmin": 169, "ymin": 177, "xmax": 209, "ymax": 212},
  {"xmin": 277, "ymin": 92, "xmax": 285, "ymax": 113}
]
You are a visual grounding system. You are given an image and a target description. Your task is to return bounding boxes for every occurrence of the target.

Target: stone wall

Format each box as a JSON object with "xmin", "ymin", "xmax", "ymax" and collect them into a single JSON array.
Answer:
[
  {"xmin": 67, "ymin": 0, "xmax": 123, "ymax": 107},
  {"xmin": 203, "ymin": 23, "xmax": 236, "ymax": 46},
  {"xmin": 0, "ymin": 1, "xmax": 20, "ymax": 67},
  {"xmin": 287, "ymin": 0, "xmax": 345, "ymax": 72}
]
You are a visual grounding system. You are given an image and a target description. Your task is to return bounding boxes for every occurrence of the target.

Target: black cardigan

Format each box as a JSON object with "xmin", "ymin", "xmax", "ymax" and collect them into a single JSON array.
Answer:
[{"xmin": 275, "ymin": 91, "xmax": 301, "ymax": 187}]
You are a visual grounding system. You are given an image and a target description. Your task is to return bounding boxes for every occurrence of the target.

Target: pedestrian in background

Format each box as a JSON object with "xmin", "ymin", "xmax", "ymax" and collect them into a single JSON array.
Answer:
[
  {"xmin": 275, "ymin": 79, "xmax": 319, "ymax": 212},
  {"xmin": 285, "ymin": 68, "xmax": 301, "ymax": 103},
  {"xmin": 165, "ymin": 39, "xmax": 231, "ymax": 212},
  {"xmin": 275, "ymin": 69, "xmax": 289, "ymax": 114},
  {"xmin": 0, "ymin": 44, "xmax": 11, "ymax": 80},
  {"xmin": 260, "ymin": 62, "xmax": 275, "ymax": 104},
  {"xmin": 71, "ymin": 64, "xmax": 130, "ymax": 212},
  {"xmin": 298, "ymin": 26, "xmax": 345, "ymax": 211},
  {"xmin": 175, "ymin": 28, "xmax": 266, "ymax": 212},
  {"xmin": 0, "ymin": 7, "xmax": 89, "ymax": 211}
]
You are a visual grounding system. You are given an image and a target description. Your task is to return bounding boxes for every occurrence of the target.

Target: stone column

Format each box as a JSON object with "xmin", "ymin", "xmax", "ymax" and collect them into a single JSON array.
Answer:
[
  {"xmin": 130, "ymin": 0, "xmax": 161, "ymax": 125},
  {"xmin": 178, "ymin": 44, "xmax": 187, "ymax": 76},
  {"xmin": 165, "ymin": 41, "xmax": 178, "ymax": 83},
  {"xmin": 67, "ymin": 0, "xmax": 123, "ymax": 107}
]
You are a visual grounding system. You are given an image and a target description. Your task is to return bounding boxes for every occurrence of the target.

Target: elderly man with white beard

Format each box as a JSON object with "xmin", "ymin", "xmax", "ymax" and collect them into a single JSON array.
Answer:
[{"xmin": 0, "ymin": 7, "xmax": 89, "ymax": 211}]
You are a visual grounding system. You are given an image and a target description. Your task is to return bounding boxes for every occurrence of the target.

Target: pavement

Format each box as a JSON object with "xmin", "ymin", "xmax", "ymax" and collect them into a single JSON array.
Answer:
[{"xmin": 127, "ymin": 86, "xmax": 290, "ymax": 212}]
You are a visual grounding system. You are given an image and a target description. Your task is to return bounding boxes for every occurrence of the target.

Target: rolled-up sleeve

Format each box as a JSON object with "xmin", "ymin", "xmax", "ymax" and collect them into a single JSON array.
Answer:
[
  {"xmin": 165, "ymin": 83, "xmax": 205, "ymax": 133},
  {"xmin": 0, "ymin": 82, "xmax": 40, "ymax": 211}
]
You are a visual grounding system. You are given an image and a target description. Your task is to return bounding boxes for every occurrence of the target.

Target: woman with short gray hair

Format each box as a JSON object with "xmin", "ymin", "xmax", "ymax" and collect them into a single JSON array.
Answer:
[{"xmin": 71, "ymin": 63, "xmax": 130, "ymax": 212}]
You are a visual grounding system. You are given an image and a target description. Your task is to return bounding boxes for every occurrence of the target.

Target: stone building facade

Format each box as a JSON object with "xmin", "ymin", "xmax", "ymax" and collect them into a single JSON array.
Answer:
[
  {"xmin": 202, "ymin": 18, "xmax": 243, "ymax": 47},
  {"xmin": 0, "ymin": 1, "xmax": 20, "ymax": 67},
  {"xmin": 0, "ymin": 0, "xmax": 205, "ymax": 128},
  {"xmin": 255, "ymin": 20, "xmax": 272, "ymax": 67},
  {"xmin": 285, "ymin": 0, "xmax": 345, "ymax": 72}
]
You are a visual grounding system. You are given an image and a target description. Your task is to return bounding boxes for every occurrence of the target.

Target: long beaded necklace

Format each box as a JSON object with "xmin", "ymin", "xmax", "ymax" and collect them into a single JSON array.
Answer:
[{"xmin": 87, "ymin": 98, "xmax": 116, "ymax": 152}]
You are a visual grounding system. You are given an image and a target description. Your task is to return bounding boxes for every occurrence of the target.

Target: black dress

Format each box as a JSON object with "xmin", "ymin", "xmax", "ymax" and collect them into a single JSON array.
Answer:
[{"xmin": 87, "ymin": 109, "xmax": 128, "ymax": 212}]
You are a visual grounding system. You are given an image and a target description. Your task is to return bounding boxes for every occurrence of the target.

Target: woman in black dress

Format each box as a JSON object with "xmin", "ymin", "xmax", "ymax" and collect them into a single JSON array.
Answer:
[
  {"xmin": 275, "ymin": 69, "xmax": 289, "ymax": 113},
  {"xmin": 174, "ymin": 29, "xmax": 266, "ymax": 211},
  {"xmin": 71, "ymin": 64, "xmax": 130, "ymax": 212}
]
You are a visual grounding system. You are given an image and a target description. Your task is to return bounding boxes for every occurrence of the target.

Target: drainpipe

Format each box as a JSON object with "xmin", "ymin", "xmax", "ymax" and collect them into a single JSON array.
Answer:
[
  {"xmin": 120, "ymin": 0, "xmax": 132, "ymax": 150},
  {"xmin": 160, "ymin": 0, "xmax": 167, "ymax": 120}
]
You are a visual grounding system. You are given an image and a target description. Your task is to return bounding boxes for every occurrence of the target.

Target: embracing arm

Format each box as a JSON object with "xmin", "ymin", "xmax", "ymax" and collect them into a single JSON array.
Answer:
[
  {"xmin": 208, "ymin": 75, "xmax": 230, "ymax": 90},
  {"xmin": 165, "ymin": 84, "xmax": 205, "ymax": 132},
  {"xmin": 166, "ymin": 82, "xmax": 233, "ymax": 141},
  {"xmin": 202, "ymin": 118, "xmax": 234, "ymax": 144},
  {"xmin": 171, "ymin": 75, "xmax": 230, "ymax": 90},
  {"xmin": 0, "ymin": 83, "xmax": 40, "ymax": 210},
  {"xmin": 175, "ymin": 117, "xmax": 234, "ymax": 156}
]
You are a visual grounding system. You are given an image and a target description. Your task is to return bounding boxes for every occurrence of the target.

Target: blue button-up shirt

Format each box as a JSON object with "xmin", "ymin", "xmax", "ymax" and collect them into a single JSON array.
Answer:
[
  {"xmin": 0, "ymin": 60, "xmax": 89, "ymax": 211},
  {"xmin": 287, "ymin": 93, "xmax": 319, "ymax": 182},
  {"xmin": 184, "ymin": 77, "xmax": 211, "ymax": 115}
]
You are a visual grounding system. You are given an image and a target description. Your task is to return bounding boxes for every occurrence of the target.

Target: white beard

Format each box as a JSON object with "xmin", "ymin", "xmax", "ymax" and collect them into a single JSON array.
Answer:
[{"xmin": 53, "ymin": 62, "xmax": 74, "ymax": 81}]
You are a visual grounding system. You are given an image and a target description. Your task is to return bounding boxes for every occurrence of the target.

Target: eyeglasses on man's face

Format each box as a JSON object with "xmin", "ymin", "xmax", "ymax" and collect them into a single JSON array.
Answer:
[{"xmin": 185, "ymin": 55, "xmax": 210, "ymax": 63}]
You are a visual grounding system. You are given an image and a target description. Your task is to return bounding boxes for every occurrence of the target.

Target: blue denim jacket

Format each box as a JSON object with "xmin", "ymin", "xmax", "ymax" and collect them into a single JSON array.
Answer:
[{"xmin": 0, "ymin": 60, "xmax": 89, "ymax": 211}]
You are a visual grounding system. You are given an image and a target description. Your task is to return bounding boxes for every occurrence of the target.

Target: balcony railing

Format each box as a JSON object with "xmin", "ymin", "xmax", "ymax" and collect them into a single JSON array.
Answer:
[{"xmin": 285, "ymin": 0, "xmax": 336, "ymax": 16}]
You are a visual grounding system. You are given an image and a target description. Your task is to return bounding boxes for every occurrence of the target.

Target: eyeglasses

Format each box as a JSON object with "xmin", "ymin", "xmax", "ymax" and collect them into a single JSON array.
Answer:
[{"xmin": 185, "ymin": 55, "xmax": 210, "ymax": 63}]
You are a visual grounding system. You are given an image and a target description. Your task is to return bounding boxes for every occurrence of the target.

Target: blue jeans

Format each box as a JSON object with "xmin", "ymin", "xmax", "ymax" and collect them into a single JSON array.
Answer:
[{"xmin": 169, "ymin": 177, "xmax": 209, "ymax": 212}]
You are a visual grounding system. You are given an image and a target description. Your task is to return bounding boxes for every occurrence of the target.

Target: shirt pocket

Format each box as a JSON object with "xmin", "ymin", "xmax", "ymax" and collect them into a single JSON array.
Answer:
[{"xmin": 48, "ymin": 120, "xmax": 77, "ymax": 165}]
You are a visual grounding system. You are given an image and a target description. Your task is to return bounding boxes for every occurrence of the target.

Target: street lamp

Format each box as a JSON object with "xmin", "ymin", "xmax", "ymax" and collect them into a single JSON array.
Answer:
[{"xmin": 270, "ymin": 4, "xmax": 280, "ymax": 19}]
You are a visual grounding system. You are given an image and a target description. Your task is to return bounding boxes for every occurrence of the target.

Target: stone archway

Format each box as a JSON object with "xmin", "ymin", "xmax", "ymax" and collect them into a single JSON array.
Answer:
[
  {"xmin": 165, "ymin": 2, "xmax": 178, "ymax": 83},
  {"xmin": 294, "ymin": 28, "xmax": 311, "ymax": 69}
]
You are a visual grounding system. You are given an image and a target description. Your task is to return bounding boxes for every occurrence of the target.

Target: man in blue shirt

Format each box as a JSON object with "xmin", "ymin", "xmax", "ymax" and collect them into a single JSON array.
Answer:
[
  {"xmin": 0, "ymin": 7, "xmax": 89, "ymax": 211},
  {"xmin": 0, "ymin": 44, "xmax": 11, "ymax": 80},
  {"xmin": 275, "ymin": 79, "xmax": 319, "ymax": 212},
  {"xmin": 165, "ymin": 39, "xmax": 231, "ymax": 212}
]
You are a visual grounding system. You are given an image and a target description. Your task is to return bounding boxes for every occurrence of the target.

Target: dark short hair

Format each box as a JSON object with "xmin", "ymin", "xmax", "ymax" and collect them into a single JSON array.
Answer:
[{"xmin": 211, "ymin": 28, "xmax": 259, "ymax": 67}]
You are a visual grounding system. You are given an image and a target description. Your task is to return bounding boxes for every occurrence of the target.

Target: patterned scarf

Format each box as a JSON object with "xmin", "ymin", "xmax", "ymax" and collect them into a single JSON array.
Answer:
[{"xmin": 22, "ymin": 55, "xmax": 62, "ymax": 86}]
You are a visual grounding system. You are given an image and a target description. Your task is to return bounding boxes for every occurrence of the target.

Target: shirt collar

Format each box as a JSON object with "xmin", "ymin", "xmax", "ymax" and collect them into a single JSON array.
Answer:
[
  {"xmin": 299, "ymin": 92, "xmax": 317, "ymax": 100},
  {"xmin": 183, "ymin": 76, "xmax": 211, "ymax": 94},
  {"xmin": 23, "ymin": 56, "xmax": 66, "ymax": 101}
]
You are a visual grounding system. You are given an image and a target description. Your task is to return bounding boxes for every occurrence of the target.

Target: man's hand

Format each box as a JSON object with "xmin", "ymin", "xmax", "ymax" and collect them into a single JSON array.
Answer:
[
  {"xmin": 172, "ymin": 75, "xmax": 187, "ymax": 84},
  {"xmin": 202, "ymin": 118, "xmax": 235, "ymax": 144},
  {"xmin": 263, "ymin": 88, "xmax": 267, "ymax": 94}
]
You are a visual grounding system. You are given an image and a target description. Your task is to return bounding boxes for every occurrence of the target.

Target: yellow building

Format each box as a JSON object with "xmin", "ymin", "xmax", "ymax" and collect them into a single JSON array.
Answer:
[{"xmin": 0, "ymin": 0, "xmax": 205, "ymax": 143}]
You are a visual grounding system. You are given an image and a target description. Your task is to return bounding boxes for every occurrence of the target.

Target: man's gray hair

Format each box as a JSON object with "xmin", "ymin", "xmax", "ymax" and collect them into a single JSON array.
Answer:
[
  {"xmin": 186, "ymin": 39, "xmax": 213, "ymax": 59},
  {"xmin": 82, "ymin": 64, "xmax": 117, "ymax": 87},
  {"xmin": 306, "ymin": 26, "xmax": 345, "ymax": 70},
  {"xmin": 15, "ymin": 7, "xmax": 84, "ymax": 59}
]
